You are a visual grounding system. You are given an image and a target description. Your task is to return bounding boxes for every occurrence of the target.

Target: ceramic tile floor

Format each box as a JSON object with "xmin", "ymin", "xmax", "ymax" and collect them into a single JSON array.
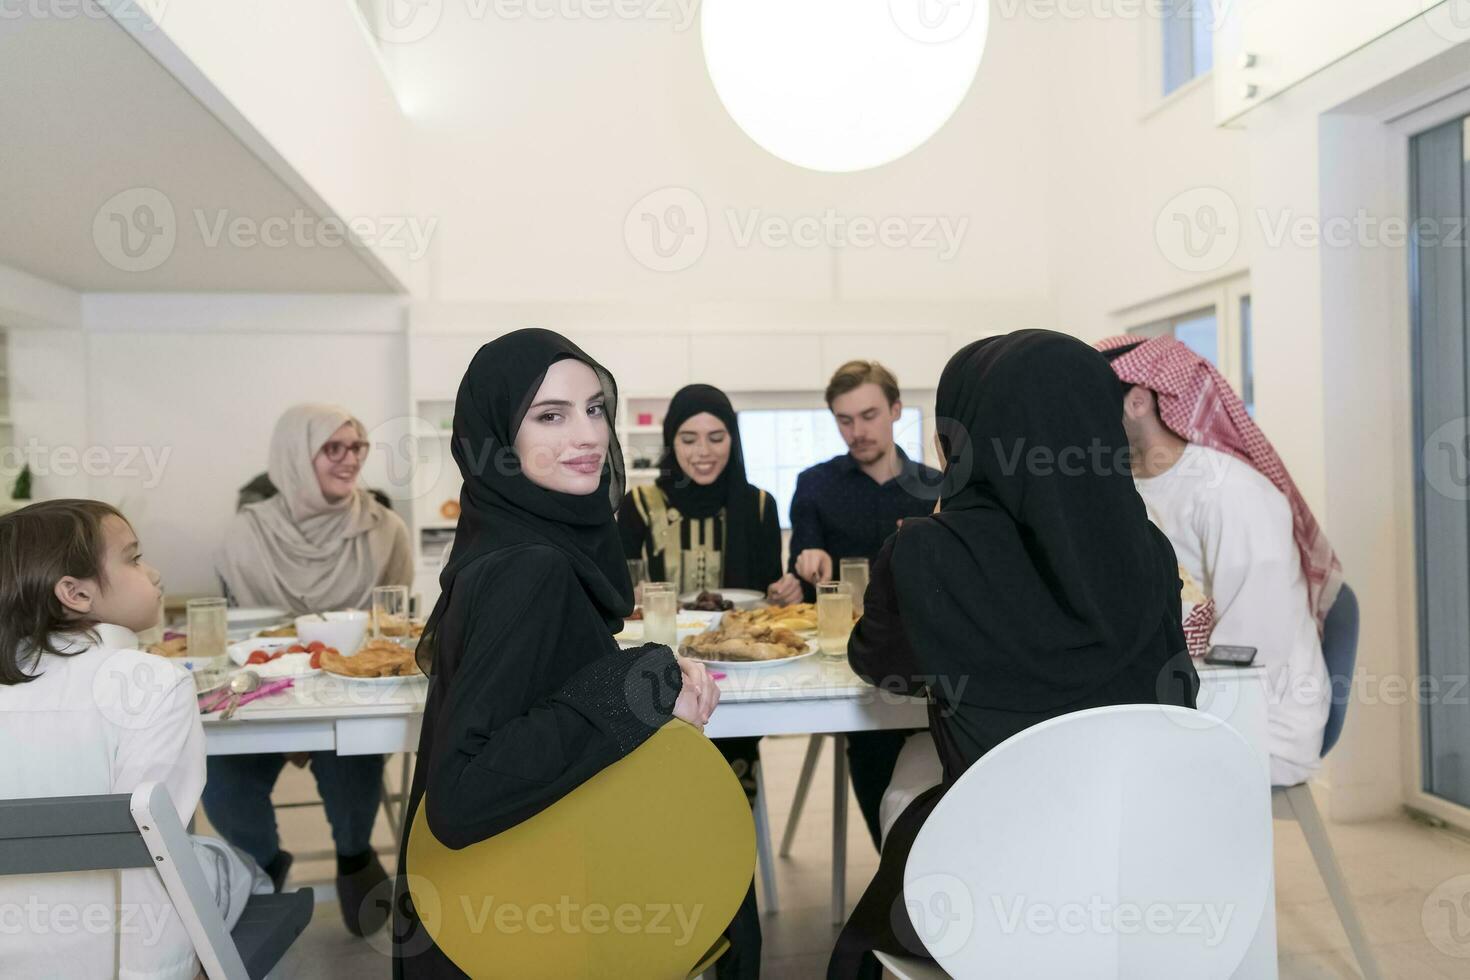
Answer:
[{"xmin": 207, "ymin": 735, "xmax": 1470, "ymax": 979}]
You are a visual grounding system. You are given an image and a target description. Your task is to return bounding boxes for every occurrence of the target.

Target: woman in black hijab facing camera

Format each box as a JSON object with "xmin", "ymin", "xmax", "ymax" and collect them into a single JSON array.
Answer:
[
  {"xmin": 828, "ymin": 330, "xmax": 1198, "ymax": 979},
  {"xmin": 618, "ymin": 384, "xmax": 800, "ymax": 978},
  {"xmin": 618, "ymin": 383, "xmax": 800, "ymax": 603},
  {"xmin": 392, "ymin": 329, "xmax": 721, "ymax": 978}
]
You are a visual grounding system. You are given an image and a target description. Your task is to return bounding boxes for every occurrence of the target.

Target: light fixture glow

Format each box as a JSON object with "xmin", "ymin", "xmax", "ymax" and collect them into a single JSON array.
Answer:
[{"xmin": 701, "ymin": 0, "xmax": 989, "ymax": 173}]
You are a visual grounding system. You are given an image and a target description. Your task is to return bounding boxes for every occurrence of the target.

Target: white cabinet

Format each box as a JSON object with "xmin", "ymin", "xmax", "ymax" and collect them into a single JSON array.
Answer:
[{"xmin": 1215, "ymin": 0, "xmax": 1433, "ymax": 123}]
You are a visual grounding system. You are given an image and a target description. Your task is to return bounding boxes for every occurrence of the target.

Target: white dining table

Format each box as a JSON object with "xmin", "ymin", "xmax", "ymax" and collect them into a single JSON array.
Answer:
[{"xmin": 201, "ymin": 657, "xmax": 1276, "ymax": 978}]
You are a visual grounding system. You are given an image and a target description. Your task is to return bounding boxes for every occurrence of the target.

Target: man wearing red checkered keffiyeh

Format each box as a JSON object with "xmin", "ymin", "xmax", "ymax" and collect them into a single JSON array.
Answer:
[{"xmin": 1098, "ymin": 334, "xmax": 1342, "ymax": 786}]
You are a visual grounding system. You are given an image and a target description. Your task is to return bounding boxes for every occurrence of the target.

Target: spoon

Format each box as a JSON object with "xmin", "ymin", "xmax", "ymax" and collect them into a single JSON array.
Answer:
[{"xmin": 219, "ymin": 670, "xmax": 261, "ymax": 720}]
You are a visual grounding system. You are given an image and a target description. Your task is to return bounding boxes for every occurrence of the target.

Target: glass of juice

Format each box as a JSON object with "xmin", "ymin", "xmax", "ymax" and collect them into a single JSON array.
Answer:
[
  {"xmin": 642, "ymin": 582, "xmax": 678, "ymax": 649},
  {"xmin": 816, "ymin": 581, "xmax": 855, "ymax": 659},
  {"xmin": 186, "ymin": 597, "xmax": 229, "ymax": 662}
]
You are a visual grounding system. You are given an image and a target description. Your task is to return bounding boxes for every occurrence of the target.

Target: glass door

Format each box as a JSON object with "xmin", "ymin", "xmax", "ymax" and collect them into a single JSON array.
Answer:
[{"xmin": 1411, "ymin": 114, "xmax": 1470, "ymax": 808}]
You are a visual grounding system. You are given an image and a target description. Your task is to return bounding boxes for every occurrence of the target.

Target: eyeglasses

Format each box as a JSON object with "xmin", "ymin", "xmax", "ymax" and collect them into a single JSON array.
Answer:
[{"xmin": 319, "ymin": 440, "xmax": 370, "ymax": 462}]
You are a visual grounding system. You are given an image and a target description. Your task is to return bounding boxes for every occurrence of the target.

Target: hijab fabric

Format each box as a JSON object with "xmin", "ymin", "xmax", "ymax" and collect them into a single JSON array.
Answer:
[
  {"xmin": 417, "ymin": 329, "xmax": 629, "ymax": 675},
  {"xmin": 891, "ymin": 330, "xmax": 1182, "ymax": 710},
  {"xmin": 1097, "ymin": 334, "xmax": 1342, "ymax": 630},
  {"xmin": 653, "ymin": 385, "xmax": 769, "ymax": 589},
  {"xmin": 218, "ymin": 403, "xmax": 400, "ymax": 613}
]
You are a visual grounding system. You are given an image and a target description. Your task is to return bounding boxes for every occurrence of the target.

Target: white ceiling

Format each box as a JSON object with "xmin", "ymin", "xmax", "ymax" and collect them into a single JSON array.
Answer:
[{"xmin": 0, "ymin": 12, "xmax": 398, "ymax": 293}]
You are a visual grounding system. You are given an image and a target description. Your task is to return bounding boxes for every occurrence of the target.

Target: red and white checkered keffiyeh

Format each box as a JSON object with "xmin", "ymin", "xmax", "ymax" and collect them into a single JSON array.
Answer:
[{"xmin": 1097, "ymin": 335, "xmax": 1343, "ymax": 633}]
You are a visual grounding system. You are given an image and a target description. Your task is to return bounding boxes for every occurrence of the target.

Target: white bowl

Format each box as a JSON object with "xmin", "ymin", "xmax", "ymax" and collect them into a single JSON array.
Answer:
[{"xmin": 294, "ymin": 611, "xmax": 369, "ymax": 655}]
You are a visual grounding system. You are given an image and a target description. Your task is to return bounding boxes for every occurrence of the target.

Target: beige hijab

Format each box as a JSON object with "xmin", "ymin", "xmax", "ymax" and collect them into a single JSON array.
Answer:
[{"xmin": 217, "ymin": 403, "xmax": 410, "ymax": 613}]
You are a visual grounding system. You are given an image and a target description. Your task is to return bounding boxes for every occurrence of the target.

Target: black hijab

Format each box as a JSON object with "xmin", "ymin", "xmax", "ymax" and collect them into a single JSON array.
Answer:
[
  {"xmin": 417, "ymin": 329, "xmax": 630, "ymax": 674},
  {"xmin": 891, "ymin": 329, "xmax": 1181, "ymax": 710},
  {"xmin": 654, "ymin": 384, "xmax": 767, "ymax": 590}
]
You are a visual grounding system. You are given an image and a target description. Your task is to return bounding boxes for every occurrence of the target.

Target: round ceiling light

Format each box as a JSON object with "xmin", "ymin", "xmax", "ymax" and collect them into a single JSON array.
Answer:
[{"xmin": 701, "ymin": 0, "xmax": 990, "ymax": 173}]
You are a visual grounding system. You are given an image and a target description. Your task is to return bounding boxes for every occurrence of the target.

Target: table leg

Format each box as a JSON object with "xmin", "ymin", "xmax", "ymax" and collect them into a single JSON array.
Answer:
[{"xmin": 831, "ymin": 733, "xmax": 848, "ymax": 926}]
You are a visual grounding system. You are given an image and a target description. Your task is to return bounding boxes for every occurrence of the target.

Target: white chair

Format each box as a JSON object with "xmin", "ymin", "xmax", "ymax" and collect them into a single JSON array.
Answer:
[{"xmin": 877, "ymin": 704, "xmax": 1273, "ymax": 979}]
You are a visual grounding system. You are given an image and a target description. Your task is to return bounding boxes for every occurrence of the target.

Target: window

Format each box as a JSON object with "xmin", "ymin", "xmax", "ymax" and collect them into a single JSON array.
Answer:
[
  {"xmin": 1129, "ymin": 307, "xmax": 1219, "ymax": 365},
  {"xmin": 1162, "ymin": 0, "xmax": 1213, "ymax": 96},
  {"xmin": 738, "ymin": 407, "xmax": 924, "ymax": 529}
]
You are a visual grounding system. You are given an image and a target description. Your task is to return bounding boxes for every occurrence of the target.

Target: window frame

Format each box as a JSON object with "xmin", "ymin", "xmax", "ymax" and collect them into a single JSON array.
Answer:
[{"xmin": 1110, "ymin": 273, "xmax": 1252, "ymax": 403}]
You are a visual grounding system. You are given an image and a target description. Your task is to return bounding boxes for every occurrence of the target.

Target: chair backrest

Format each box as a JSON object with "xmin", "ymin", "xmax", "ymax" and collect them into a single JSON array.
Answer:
[
  {"xmin": 1319, "ymin": 582, "xmax": 1359, "ymax": 757},
  {"xmin": 407, "ymin": 720, "xmax": 754, "ymax": 979},
  {"xmin": 0, "ymin": 783, "xmax": 251, "ymax": 980},
  {"xmin": 0, "ymin": 793, "xmax": 154, "ymax": 875},
  {"xmin": 903, "ymin": 705, "xmax": 1272, "ymax": 980}
]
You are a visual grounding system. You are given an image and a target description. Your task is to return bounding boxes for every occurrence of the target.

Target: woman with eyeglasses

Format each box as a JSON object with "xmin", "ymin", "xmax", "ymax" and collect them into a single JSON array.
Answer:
[{"xmin": 208, "ymin": 403, "xmax": 413, "ymax": 938}]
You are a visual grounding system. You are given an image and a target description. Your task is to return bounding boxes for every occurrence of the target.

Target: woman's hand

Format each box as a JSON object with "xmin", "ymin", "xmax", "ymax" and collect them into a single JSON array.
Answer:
[
  {"xmin": 671, "ymin": 656, "xmax": 720, "ymax": 732},
  {"xmin": 766, "ymin": 573, "xmax": 804, "ymax": 606}
]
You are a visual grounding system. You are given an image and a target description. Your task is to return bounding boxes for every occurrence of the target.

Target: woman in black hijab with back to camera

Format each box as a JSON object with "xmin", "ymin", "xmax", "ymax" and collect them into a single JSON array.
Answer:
[
  {"xmin": 828, "ymin": 330, "xmax": 1199, "ymax": 980},
  {"xmin": 392, "ymin": 329, "xmax": 722, "ymax": 978}
]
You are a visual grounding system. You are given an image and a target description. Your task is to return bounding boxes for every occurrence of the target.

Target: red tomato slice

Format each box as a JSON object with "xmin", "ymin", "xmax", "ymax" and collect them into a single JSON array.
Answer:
[
  {"xmin": 309, "ymin": 650, "xmax": 322, "ymax": 670},
  {"xmin": 267, "ymin": 650, "xmax": 286, "ymax": 662},
  {"xmin": 286, "ymin": 644, "xmax": 307, "ymax": 654},
  {"xmin": 306, "ymin": 640, "xmax": 325, "ymax": 653},
  {"xmin": 245, "ymin": 651, "xmax": 269, "ymax": 665}
]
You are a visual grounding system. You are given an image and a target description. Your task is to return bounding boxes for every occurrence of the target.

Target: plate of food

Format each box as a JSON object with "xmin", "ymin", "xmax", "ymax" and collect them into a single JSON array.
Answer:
[
  {"xmin": 679, "ymin": 589, "xmax": 764, "ymax": 612},
  {"xmin": 227, "ymin": 638, "xmax": 327, "ymax": 678},
  {"xmin": 319, "ymin": 638, "xmax": 425, "ymax": 683},
  {"xmin": 720, "ymin": 603, "xmax": 827, "ymax": 637},
  {"xmin": 678, "ymin": 617, "xmax": 814, "ymax": 670}
]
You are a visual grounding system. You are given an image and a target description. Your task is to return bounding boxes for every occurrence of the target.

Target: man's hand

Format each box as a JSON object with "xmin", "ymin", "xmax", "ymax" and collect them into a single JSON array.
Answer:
[
  {"xmin": 795, "ymin": 548, "xmax": 833, "ymax": 585},
  {"xmin": 766, "ymin": 573, "xmax": 804, "ymax": 606}
]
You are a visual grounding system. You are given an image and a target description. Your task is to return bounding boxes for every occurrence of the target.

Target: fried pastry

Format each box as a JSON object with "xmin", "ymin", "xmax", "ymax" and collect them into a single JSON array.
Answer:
[{"xmin": 321, "ymin": 639, "xmax": 420, "ymax": 678}]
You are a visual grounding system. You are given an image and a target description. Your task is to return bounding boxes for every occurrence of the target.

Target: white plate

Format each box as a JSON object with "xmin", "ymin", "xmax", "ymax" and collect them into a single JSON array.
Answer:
[
  {"xmin": 615, "ymin": 611, "xmax": 723, "ymax": 644},
  {"xmin": 684, "ymin": 648, "xmax": 819, "ymax": 671},
  {"xmin": 678, "ymin": 589, "xmax": 764, "ymax": 611},
  {"xmin": 319, "ymin": 669, "xmax": 427, "ymax": 685},
  {"xmin": 227, "ymin": 639, "xmax": 322, "ymax": 678}
]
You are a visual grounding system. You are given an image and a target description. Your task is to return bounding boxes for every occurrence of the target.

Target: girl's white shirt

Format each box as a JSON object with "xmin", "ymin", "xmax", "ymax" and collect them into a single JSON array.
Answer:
[{"xmin": 0, "ymin": 623, "xmax": 217, "ymax": 979}]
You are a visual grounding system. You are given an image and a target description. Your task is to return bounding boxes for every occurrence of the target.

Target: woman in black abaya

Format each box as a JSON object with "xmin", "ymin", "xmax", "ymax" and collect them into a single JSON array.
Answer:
[
  {"xmin": 828, "ymin": 330, "xmax": 1199, "ymax": 979},
  {"xmin": 392, "ymin": 329, "xmax": 721, "ymax": 978}
]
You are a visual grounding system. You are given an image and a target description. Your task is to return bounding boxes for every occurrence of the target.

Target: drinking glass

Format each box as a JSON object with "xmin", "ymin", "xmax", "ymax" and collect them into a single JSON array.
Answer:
[
  {"xmin": 816, "ymin": 581, "xmax": 855, "ymax": 659},
  {"xmin": 373, "ymin": 585, "xmax": 410, "ymax": 638},
  {"xmin": 839, "ymin": 557, "xmax": 870, "ymax": 617},
  {"xmin": 627, "ymin": 559, "xmax": 648, "ymax": 605},
  {"xmin": 186, "ymin": 597, "xmax": 229, "ymax": 662},
  {"xmin": 642, "ymin": 582, "xmax": 678, "ymax": 649}
]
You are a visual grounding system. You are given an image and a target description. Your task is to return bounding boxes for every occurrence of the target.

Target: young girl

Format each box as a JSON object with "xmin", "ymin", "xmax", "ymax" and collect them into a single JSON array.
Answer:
[{"xmin": 0, "ymin": 499, "xmax": 268, "ymax": 979}]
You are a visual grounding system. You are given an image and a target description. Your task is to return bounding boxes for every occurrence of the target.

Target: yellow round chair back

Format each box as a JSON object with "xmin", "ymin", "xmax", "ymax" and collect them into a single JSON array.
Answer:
[{"xmin": 407, "ymin": 720, "xmax": 756, "ymax": 979}]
